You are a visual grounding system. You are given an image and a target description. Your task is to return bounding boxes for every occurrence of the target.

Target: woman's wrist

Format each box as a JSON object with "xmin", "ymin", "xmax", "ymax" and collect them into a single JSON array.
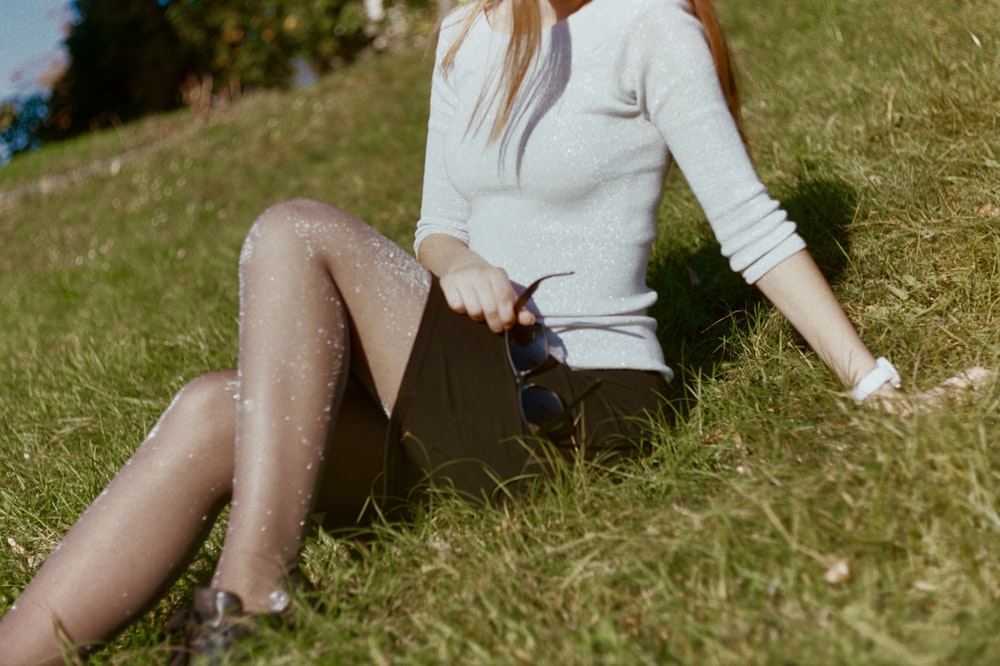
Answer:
[
  {"xmin": 852, "ymin": 357, "xmax": 902, "ymax": 403},
  {"xmin": 417, "ymin": 234, "xmax": 485, "ymax": 279}
]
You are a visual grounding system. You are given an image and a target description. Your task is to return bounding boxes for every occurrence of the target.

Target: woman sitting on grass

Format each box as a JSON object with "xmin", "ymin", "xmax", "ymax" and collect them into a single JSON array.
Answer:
[{"xmin": 0, "ymin": 0, "xmax": 926, "ymax": 662}]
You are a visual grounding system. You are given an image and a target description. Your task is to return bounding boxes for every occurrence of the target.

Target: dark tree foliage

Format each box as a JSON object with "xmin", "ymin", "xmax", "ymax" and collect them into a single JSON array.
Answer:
[
  {"xmin": 5, "ymin": 0, "xmax": 378, "ymax": 154},
  {"xmin": 45, "ymin": 0, "xmax": 191, "ymax": 138},
  {"xmin": 164, "ymin": 0, "xmax": 372, "ymax": 92},
  {"xmin": 281, "ymin": 0, "xmax": 373, "ymax": 75}
]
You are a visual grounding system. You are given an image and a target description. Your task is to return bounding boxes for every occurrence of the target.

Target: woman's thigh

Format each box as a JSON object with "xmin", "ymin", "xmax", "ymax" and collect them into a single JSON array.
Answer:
[{"xmin": 245, "ymin": 198, "xmax": 432, "ymax": 415}]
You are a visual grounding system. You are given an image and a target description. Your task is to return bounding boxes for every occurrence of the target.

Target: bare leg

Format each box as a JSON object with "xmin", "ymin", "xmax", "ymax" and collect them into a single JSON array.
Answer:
[
  {"xmin": 0, "ymin": 375, "xmax": 391, "ymax": 665},
  {"xmin": 205, "ymin": 198, "xmax": 429, "ymax": 612},
  {"xmin": 0, "ymin": 372, "xmax": 238, "ymax": 665},
  {"xmin": 0, "ymin": 199, "xmax": 427, "ymax": 662}
]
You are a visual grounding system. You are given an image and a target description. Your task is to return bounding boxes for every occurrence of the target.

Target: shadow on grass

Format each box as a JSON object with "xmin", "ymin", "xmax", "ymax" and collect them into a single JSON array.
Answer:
[{"xmin": 648, "ymin": 176, "xmax": 859, "ymax": 416}]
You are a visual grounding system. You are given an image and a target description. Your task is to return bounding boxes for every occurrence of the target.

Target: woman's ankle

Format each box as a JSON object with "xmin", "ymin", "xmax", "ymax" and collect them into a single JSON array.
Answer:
[{"xmin": 210, "ymin": 564, "xmax": 306, "ymax": 614}]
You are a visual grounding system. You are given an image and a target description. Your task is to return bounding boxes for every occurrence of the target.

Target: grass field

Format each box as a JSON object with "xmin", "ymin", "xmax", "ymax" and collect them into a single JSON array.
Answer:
[{"xmin": 1, "ymin": 0, "xmax": 998, "ymax": 663}]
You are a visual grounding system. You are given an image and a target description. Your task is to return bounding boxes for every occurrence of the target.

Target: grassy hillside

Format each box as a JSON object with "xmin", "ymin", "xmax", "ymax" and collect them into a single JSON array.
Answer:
[{"xmin": 1, "ymin": 0, "xmax": 998, "ymax": 663}]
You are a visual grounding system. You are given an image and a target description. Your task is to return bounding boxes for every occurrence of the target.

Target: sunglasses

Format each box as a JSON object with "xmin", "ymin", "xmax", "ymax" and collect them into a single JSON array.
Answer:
[{"xmin": 505, "ymin": 273, "xmax": 599, "ymax": 441}]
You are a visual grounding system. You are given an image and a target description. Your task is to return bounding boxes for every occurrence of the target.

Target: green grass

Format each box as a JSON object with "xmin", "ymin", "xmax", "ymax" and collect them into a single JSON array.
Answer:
[{"xmin": 1, "ymin": 0, "xmax": 999, "ymax": 663}]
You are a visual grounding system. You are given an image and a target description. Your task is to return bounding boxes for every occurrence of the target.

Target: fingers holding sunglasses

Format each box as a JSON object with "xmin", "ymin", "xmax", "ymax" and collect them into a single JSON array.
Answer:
[
  {"xmin": 440, "ymin": 263, "xmax": 521, "ymax": 332},
  {"xmin": 511, "ymin": 272, "xmax": 572, "ymax": 326},
  {"xmin": 515, "ymin": 306, "xmax": 537, "ymax": 328}
]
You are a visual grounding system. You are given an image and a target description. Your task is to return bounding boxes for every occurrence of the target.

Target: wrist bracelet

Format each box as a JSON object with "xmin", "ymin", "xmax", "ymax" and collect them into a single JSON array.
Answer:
[{"xmin": 852, "ymin": 357, "xmax": 902, "ymax": 403}]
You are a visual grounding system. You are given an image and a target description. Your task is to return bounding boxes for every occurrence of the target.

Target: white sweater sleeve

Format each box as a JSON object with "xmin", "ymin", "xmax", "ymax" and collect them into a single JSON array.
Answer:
[
  {"xmin": 628, "ymin": 2, "xmax": 806, "ymax": 284},
  {"xmin": 413, "ymin": 20, "xmax": 472, "ymax": 258}
]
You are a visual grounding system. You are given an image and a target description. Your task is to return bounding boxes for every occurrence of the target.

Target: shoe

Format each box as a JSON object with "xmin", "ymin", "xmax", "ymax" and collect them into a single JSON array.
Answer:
[
  {"xmin": 166, "ymin": 568, "xmax": 312, "ymax": 665},
  {"xmin": 166, "ymin": 588, "xmax": 260, "ymax": 666}
]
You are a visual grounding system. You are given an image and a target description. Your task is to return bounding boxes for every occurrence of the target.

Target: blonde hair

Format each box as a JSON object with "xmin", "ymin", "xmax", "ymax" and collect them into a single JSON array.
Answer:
[{"xmin": 441, "ymin": 0, "xmax": 742, "ymax": 143}]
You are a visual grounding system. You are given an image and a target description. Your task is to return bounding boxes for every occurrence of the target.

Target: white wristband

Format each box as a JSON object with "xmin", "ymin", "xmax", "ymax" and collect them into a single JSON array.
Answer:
[{"xmin": 852, "ymin": 357, "xmax": 902, "ymax": 403}]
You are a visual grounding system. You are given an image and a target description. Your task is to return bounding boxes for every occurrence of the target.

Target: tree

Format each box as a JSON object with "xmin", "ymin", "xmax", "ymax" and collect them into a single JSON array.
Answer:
[
  {"xmin": 11, "ymin": 0, "xmax": 387, "ymax": 149},
  {"xmin": 164, "ymin": 0, "xmax": 296, "ymax": 95},
  {"xmin": 45, "ymin": 0, "xmax": 189, "ymax": 138},
  {"xmin": 280, "ymin": 0, "xmax": 373, "ymax": 75},
  {"xmin": 164, "ymin": 0, "xmax": 374, "ymax": 93}
]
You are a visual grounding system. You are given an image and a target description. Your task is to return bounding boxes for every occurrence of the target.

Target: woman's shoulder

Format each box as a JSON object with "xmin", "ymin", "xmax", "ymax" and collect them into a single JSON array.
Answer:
[
  {"xmin": 436, "ymin": 2, "xmax": 486, "ymax": 56},
  {"xmin": 440, "ymin": 2, "xmax": 480, "ymax": 34}
]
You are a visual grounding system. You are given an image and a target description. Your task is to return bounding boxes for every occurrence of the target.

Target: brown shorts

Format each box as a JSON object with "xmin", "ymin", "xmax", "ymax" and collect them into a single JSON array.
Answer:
[{"xmin": 383, "ymin": 278, "xmax": 669, "ymax": 507}]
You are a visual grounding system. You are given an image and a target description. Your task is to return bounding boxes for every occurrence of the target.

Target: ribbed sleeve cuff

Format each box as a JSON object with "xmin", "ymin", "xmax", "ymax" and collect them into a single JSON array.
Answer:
[
  {"xmin": 737, "ymin": 232, "xmax": 808, "ymax": 284},
  {"xmin": 413, "ymin": 225, "xmax": 470, "ymax": 258}
]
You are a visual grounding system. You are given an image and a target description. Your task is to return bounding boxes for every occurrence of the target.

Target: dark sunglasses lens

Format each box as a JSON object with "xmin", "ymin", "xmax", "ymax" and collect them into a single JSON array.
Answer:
[
  {"xmin": 519, "ymin": 386, "xmax": 564, "ymax": 427},
  {"xmin": 507, "ymin": 325, "xmax": 549, "ymax": 372}
]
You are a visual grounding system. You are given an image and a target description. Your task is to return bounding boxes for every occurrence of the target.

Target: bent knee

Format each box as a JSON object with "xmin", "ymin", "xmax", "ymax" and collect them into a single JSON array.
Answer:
[
  {"xmin": 260, "ymin": 197, "xmax": 343, "ymax": 224},
  {"xmin": 134, "ymin": 372, "xmax": 236, "ymax": 486},
  {"xmin": 167, "ymin": 372, "xmax": 238, "ymax": 442},
  {"xmin": 242, "ymin": 199, "xmax": 362, "ymax": 256}
]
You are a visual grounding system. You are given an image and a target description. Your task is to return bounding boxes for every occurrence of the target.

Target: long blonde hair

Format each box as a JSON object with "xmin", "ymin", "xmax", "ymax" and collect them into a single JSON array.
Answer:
[{"xmin": 441, "ymin": 0, "xmax": 742, "ymax": 143}]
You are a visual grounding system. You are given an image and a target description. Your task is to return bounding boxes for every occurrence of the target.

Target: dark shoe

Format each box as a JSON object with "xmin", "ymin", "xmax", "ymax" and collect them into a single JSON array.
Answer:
[
  {"xmin": 166, "ymin": 588, "xmax": 259, "ymax": 666},
  {"xmin": 166, "ymin": 568, "xmax": 312, "ymax": 665}
]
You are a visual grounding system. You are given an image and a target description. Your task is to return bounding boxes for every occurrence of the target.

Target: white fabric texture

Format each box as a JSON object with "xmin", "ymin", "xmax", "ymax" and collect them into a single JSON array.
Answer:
[{"xmin": 415, "ymin": 0, "xmax": 806, "ymax": 376}]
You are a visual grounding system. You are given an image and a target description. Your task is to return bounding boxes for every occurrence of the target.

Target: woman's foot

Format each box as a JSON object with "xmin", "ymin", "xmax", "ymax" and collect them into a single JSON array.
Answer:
[{"xmin": 166, "ymin": 588, "xmax": 265, "ymax": 665}]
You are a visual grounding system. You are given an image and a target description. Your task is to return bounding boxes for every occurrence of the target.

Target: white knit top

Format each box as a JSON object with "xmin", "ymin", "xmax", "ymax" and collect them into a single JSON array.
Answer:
[{"xmin": 414, "ymin": 0, "xmax": 806, "ymax": 378}]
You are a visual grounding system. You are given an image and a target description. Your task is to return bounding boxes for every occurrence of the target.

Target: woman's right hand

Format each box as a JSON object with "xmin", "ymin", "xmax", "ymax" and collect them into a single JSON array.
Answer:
[
  {"xmin": 416, "ymin": 233, "xmax": 535, "ymax": 333},
  {"xmin": 439, "ymin": 262, "xmax": 536, "ymax": 333}
]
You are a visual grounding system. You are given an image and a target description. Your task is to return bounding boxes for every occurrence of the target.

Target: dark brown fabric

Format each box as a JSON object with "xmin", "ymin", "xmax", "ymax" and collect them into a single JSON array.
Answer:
[{"xmin": 383, "ymin": 278, "xmax": 669, "ymax": 507}]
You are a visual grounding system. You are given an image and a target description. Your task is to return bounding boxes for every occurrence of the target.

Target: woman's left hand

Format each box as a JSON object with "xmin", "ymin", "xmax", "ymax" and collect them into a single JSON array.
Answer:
[{"xmin": 863, "ymin": 366, "xmax": 994, "ymax": 415}]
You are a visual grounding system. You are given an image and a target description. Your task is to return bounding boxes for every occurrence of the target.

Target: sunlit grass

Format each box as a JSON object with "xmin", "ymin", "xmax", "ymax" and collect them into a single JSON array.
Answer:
[{"xmin": 1, "ymin": 0, "xmax": 998, "ymax": 663}]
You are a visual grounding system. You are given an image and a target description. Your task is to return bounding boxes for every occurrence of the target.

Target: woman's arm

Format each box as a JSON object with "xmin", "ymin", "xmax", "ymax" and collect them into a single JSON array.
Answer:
[
  {"xmin": 761, "ymin": 254, "xmax": 994, "ymax": 408},
  {"xmin": 410, "ymin": 16, "xmax": 531, "ymax": 334},
  {"xmin": 754, "ymin": 249, "xmax": 898, "ymax": 399},
  {"xmin": 417, "ymin": 234, "xmax": 535, "ymax": 333}
]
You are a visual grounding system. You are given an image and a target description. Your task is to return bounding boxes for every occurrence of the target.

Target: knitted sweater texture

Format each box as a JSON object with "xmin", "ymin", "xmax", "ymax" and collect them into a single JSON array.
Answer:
[{"xmin": 414, "ymin": 0, "xmax": 806, "ymax": 376}]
